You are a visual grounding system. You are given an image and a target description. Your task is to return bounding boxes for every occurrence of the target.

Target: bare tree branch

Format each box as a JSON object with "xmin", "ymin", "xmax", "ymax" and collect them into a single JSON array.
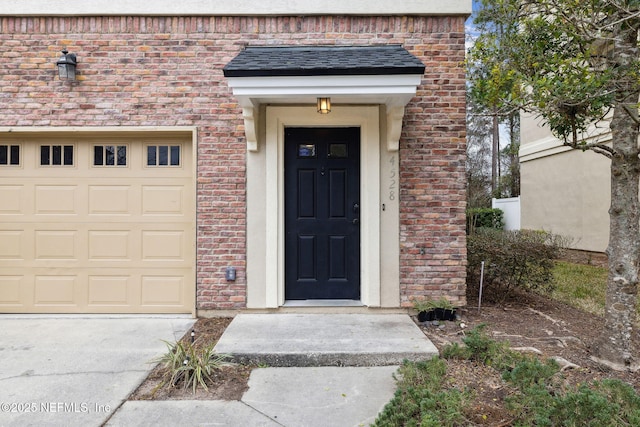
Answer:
[
  {"xmin": 562, "ymin": 141, "xmax": 615, "ymax": 158},
  {"xmin": 622, "ymin": 104, "xmax": 640, "ymax": 126}
]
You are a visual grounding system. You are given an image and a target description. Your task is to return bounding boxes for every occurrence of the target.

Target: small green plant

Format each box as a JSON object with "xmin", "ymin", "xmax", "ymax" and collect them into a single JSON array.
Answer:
[
  {"xmin": 153, "ymin": 339, "xmax": 233, "ymax": 393},
  {"xmin": 440, "ymin": 342, "xmax": 469, "ymax": 360},
  {"xmin": 442, "ymin": 324, "xmax": 524, "ymax": 371},
  {"xmin": 502, "ymin": 357, "xmax": 559, "ymax": 389},
  {"xmin": 411, "ymin": 297, "xmax": 455, "ymax": 312}
]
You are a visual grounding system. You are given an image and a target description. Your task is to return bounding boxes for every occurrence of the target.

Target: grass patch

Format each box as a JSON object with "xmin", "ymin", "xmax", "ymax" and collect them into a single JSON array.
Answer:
[{"xmin": 547, "ymin": 261, "xmax": 608, "ymax": 317}]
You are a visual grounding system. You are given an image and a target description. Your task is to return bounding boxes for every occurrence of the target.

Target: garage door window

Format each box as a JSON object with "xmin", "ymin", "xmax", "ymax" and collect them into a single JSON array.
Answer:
[
  {"xmin": 147, "ymin": 145, "xmax": 180, "ymax": 167},
  {"xmin": 0, "ymin": 145, "xmax": 19, "ymax": 165},
  {"xmin": 147, "ymin": 145, "xmax": 180, "ymax": 166},
  {"xmin": 41, "ymin": 145, "xmax": 73, "ymax": 166},
  {"xmin": 94, "ymin": 145, "xmax": 127, "ymax": 166}
]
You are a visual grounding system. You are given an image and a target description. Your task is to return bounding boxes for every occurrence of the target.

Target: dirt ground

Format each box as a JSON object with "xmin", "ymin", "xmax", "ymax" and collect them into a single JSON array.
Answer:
[{"xmin": 131, "ymin": 269, "xmax": 640, "ymax": 425}]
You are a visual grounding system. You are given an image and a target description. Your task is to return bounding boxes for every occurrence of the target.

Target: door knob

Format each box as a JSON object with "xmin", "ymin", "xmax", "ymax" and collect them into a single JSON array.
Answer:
[{"xmin": 353, "ymin": 218, "xmax": 359, "ymax": 225}]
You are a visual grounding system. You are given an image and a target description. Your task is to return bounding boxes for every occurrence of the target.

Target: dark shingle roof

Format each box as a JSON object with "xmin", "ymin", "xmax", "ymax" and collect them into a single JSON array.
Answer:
[{"xmin": 223, "ymin": 45, "xmax": 425, "ymax": 77}]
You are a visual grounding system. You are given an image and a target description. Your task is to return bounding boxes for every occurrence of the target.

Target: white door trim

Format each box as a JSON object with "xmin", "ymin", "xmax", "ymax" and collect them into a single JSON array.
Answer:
[{"xmin": 263, "ymin": 106, "xmax": 381, "ymax": 307}]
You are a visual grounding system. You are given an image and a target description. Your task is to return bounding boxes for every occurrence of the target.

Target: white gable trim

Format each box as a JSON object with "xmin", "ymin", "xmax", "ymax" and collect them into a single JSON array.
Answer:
[
  {"xmin": 3, "ymin": 0, "xmax": 472, "ymax": 16},
  {"xmin": 226, "ymin": 74, "xmax": 423, "ymax": 152}
]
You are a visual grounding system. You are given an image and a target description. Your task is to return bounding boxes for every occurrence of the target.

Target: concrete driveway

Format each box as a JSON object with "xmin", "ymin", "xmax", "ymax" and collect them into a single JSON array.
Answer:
[{"xmin": 0, "ymin": 315, "xmax": 194, "ymax": 427}]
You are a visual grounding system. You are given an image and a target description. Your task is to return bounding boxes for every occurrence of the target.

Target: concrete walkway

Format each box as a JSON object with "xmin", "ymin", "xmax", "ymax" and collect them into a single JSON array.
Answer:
[
  {"xmin": 213, "ymin": 313, "xmax": 438, "ymax": 367},
  {"xmin": 1, "ymin": 313, "xmax": 438, "ymax": 427},
  {"xmin": 110, "ymin": 313, "xmax": 437, "ymax": 426},
  {"xmin": 107, "ymin": 366, "xmax": 400, "ymax": 427},
  {"xmin": 0, "ymin": 315, "xmax": 194, "ymax": 427}
]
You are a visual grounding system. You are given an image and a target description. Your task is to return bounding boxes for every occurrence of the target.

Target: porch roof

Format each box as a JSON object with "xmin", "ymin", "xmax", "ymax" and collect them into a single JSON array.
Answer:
[
  {"xmin": 223, "ymin": 45, "xmax": 425, "ymax": 77},
  {"xmin": 224, "ymin": 45, "xmax": 426, "ymax": 152}
]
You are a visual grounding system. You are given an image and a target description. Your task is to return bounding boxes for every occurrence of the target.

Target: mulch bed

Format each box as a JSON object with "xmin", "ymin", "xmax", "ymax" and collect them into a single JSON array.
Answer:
[{"xmin": 129, "ymin": 317, "xmax": 253, "ymax": 401}]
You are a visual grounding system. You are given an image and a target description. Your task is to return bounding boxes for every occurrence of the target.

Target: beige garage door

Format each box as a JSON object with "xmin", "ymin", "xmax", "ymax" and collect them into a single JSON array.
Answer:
[{"xmin": 0, "ymin": 135, "xmax": 195, "ymax": 313}]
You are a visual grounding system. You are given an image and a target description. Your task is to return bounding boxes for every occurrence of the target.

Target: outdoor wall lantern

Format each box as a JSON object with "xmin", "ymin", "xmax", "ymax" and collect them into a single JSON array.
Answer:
[
  {"xmin": 56, "ymin": 49, "xmax": 77, "ymax": 80},
  {"xmin": 317, "ymin": 97, "xmax": 331, "ymax": 114}
]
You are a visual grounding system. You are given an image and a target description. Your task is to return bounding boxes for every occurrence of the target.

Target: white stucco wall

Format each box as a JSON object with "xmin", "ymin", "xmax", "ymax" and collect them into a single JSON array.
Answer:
[
  {"xmin": 520, "ymin": 114, "xmax": 612, "ymax": 252},
  {"xmin": 520, "ymin": 148, "xmax": 610, "ymax": 252},
  {"xmin": 1, "ymin": 0, "xmax": 472, "ymax": 16}
]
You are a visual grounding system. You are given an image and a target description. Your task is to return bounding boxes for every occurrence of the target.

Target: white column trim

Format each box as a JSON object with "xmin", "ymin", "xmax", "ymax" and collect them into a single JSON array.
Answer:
[
  {"xmin": 241, "ymin": 108, "xmax": 259, "ymax": 152},
  {"xmin": 386, "ymin": 105, "xmax": 405, "ymax": 152}
]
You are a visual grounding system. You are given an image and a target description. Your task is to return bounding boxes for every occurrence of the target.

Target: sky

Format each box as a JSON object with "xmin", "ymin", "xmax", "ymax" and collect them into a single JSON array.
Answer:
[
  {"xmin": 465, "ymin": 0, "xmax": 481, "ymax": 52},
  {"xmin": 465, "ymin": 0, "xmax": 513, "ymax": 155}
]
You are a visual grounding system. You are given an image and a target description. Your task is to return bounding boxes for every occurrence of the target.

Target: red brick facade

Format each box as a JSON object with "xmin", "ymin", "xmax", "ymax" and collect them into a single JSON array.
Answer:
[{"xmin": 0, "ymin": 15, "xmax": 467, "ymax": 309}]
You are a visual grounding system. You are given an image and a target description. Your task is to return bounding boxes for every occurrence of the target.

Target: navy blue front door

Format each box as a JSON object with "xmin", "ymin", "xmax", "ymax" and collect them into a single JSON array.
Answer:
[{"xmin": 284, "ymin": 127, "xmax": 361, "ymax": 300}]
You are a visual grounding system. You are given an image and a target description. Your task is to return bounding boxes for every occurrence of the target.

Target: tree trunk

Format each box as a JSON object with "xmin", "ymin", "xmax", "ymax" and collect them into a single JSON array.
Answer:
[
  {"xmin": 593, "ymin": 27, "xmax": 640, "ymax": 371},
  {"xmin": 508, "ymin": 113, "xmax": 520, "ymax": 197},
  {"xmin": 491, "ymin": 113, "xmax": 500, "ymax": 195}
]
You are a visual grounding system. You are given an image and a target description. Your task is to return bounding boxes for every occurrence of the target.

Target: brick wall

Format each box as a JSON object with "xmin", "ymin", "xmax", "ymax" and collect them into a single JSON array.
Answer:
[{"xmin": 0, "ymin": 15, "xmax": 467, "ymax": 309}]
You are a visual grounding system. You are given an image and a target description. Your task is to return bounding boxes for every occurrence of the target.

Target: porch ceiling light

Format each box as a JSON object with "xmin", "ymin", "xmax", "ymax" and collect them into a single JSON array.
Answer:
[
  {"xmin": 317, "ymin": 97, "xmax": 331, "ymax": 114},
  {"xmin": 56, "ymin": 49, "xmax": 77, "ymax": 80}
]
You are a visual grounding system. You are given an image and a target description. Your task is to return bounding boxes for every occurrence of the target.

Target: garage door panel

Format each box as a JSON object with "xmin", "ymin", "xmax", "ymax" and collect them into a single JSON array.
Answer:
[
  {"xmin": 34, "ymin": 275, "xmax": 78, "ymax": 305},
  {"xmin": 0, "ymin": 230, "xmax": 23, "ymax": 259},
  {"xmin": 88, "ymin": 275, "xmax": 131, "ymax": 306},
  {"xmin": 0, "ymin": 276, "xmax": 24, "ymax": 305},
  {"xmin": 35, "ymin": 185, "xmax": 78, "ymax": 215},
  {"xmin": 142, "ymin": 185, "xmax": 184, "ymax": 215},
  {"xmin": 141, "ymin": 275, "xmax": 184, "ymax": 306},
  {"xmin": 88, "ymin": 185, "xmax": 132, "ymax": 215},
  {"xmin": 89, "ymin": 231, "xmax": 131, "ymax": 260},
  {"xmin": 142, "ymin": 231, "xmax": 185, "ymax": 261},
  {"xmin": 0, "ymin": 137, "xmax": 194, "ymax": 314},
  {"xmin": 35, "ymin": 230, "xmax": 77, "ymax": 260},
  {"xmin": 0, "ymin": 185, "xmax": 24, "ymax": 214}
]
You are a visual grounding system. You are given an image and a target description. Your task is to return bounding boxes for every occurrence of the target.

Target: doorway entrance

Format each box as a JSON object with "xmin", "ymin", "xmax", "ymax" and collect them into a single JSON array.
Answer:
[{"xmin": 284, "ymin": 127, "xmax": 361, "ymax": 300}]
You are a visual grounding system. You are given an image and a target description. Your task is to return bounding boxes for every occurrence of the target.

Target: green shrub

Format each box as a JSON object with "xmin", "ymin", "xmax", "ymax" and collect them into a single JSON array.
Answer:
[
  {"xmin": 594, "ymin": 379, "xmax": 640, "ymax": 425},
  {"xmin": 506, "ymin": 383, "xmax": 557, "ymax": 427},
  {"xmin": 372, "ymin": 358, "xmax": 470, "ymax": 427},
  {"xmin": 508, "ymin": 378, "xmax": 640, "ymax": 427},
  {"xmin": 551, "ymin": 385, "xmax": 621, "ymax": 426},
  {"xmin": 440, "ymin": 342, "xmax": 470, "ymax": 360},
  {"xmin": 467, "ymin": 228, "xmax": 567, "ymax": 300},
  {"xmin": 379, "ymin": 327, "xmax": 640, "ymax": 427},
  {"xmin": 442, "ymin": 324, "xmax": 525, "ymax": 371},
  {"xmin": 466, "ymin": 208, "xmax": 504, "ymax": 233},
  {"xmin": 502, "ymin": 358, "xmax": 559, "ymax": 389},
  {"xmin": 153, "ymin": 339, "xmax": 232, "ymax": 393}
]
